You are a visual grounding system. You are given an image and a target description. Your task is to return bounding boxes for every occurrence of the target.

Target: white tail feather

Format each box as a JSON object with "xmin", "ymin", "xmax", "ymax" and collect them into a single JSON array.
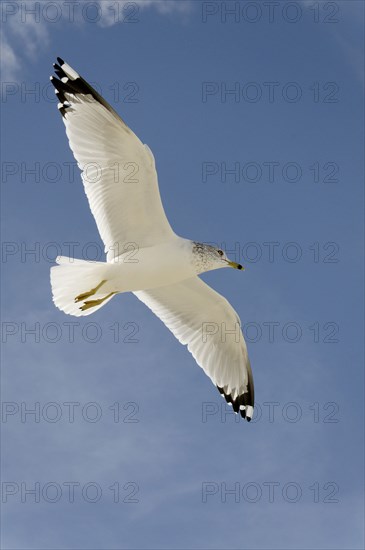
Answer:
[{"xmin": 50, "ymin": 256, "xmax": 117, "ymax": 317}]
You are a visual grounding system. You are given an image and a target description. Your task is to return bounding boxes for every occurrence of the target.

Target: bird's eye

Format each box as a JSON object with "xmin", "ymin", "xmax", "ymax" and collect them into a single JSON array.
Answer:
[{"xmin": 217, "ymin": 249, "xmax": 224, "ymax": 256}]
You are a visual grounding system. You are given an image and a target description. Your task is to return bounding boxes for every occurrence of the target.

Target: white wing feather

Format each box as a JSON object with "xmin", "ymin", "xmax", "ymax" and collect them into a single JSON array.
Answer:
[
  {"xmin": 134, "ymin": 277, "xmax": 254, "ymax": 419},
  {"xmin": 51, "ymin": 58, "xmax": 174, "ymax": 261}
]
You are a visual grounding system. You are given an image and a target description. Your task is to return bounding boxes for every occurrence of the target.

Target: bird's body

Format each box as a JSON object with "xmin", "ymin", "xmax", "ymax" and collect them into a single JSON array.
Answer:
[
  {"xmin": 52, "ymin": 238, "xmax": 234, "ymax": 313},
  {"xmin": 99, "ymin": 238, "xmax": 198, "ymax": 292},
  {"xmin": 50, "ymin": 58, "xmax": 255, "ymax": 420}
]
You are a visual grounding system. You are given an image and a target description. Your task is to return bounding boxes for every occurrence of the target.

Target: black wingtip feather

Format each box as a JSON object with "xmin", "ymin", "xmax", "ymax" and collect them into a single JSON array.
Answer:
[
  {"xmin": 217, "ymin": 385, "xmax": 253, "ymax": 422},
  {"xmin": 50, "ymin": 57, "xmax": 121, "ymax": 121}
]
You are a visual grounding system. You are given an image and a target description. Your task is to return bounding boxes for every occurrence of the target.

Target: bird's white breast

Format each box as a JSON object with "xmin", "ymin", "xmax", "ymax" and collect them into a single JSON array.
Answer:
[{"xmin": 107, "ymin": 237, "xmax": 195, "ymax": 292}]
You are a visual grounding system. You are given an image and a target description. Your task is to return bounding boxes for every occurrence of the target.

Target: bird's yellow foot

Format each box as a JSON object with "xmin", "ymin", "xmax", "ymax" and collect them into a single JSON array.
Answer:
[
  {"xmin": 75, "ymin": 280, "xmax": 107, "ymax": 303},
  {"xmin": 79, "ymin": 292, "xmax": 117, "ymax": 311}
]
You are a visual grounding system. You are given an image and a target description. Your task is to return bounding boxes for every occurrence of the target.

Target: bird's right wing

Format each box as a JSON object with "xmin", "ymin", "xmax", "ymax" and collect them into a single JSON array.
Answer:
[
  {"xmin": 134, "ymin": 277, "xmax": 254, "ymax": 420},
  {"xmin": 51, "ymin": 58, "xmax": 175, "ymax": 260}
]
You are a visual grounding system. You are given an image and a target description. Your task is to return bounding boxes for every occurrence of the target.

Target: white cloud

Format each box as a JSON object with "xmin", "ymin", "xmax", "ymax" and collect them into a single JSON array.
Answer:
[
  {"xmin": 0, "ymin": 0, "xmax": 193, "ymax": 82},
  {"xmin": 0, "ymin": 30, "xmax": 21, "ymax": 81},
  {"xmin": 1, "ymin": 0, "xmax": 51, "ymax": 82}
]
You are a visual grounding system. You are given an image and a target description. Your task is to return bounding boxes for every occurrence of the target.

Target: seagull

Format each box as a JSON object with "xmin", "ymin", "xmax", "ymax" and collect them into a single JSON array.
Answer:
[{"xmin": 50, "ymin": 57, "xmax": 254, "ymax": 421}]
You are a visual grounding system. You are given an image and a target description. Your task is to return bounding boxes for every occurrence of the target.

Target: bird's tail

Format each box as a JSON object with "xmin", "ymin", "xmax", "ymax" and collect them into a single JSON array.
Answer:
[{"xmin": 50, "ymin": 256, "xmax": 118, "ymax": 317}]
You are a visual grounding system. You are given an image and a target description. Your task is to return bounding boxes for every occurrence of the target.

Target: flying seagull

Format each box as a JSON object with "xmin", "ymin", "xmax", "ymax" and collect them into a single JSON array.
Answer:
[{"xmin": 50, "ymin": 58, "xmax": 254, "ymax": 421}]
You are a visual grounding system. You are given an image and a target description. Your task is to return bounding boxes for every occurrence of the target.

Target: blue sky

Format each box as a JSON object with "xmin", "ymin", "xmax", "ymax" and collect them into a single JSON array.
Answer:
[{"xmin": 1, "ymin": 1, "xmax": 364, "ymax": 548}]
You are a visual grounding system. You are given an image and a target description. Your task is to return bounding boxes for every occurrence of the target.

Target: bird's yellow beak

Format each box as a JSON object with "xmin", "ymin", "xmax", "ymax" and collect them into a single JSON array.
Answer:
[{"xmin": 228, "ymin": 261, "xmax": 244, "ymax": 270}]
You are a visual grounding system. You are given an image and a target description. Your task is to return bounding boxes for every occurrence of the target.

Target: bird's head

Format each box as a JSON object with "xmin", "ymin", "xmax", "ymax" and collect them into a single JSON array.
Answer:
[{"xmin": 191, "ymin": 242, "xmax": 243, "ymax": 274}]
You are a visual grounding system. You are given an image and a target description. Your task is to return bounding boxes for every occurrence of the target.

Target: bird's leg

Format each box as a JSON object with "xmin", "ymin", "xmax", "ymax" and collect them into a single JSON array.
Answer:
[
  {"xmin": 79, "ymin": 292, "xmax": 117, "ymax": 312},
  {"xmin": 75, "ymin": 279, "xmax": 107, "ymax": 303}
]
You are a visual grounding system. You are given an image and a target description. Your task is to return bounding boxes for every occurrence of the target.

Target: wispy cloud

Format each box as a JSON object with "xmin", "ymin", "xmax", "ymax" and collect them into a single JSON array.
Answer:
[
  {"xmin": 1, "ymin": 0, "xmax": 193, "ymax": 82},
  {"xmin": 0, "ymin": 31, "xmax": 21, "ymax": 81}
]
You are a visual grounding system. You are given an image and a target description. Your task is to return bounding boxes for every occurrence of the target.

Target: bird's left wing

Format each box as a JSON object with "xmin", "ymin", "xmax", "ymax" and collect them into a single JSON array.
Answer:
[
  {"xmin": 134, "ymin": 277, "xmax": 254, "ymax": 420},
  {"xmin": 50, "ymin": 58, "xmax": 174, "ymax": 260}
]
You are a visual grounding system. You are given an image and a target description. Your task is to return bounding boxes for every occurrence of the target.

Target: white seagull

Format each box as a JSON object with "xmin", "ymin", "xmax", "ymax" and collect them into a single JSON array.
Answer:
[{"xmin": 50, "ymin": 58, "xmax": 254, "ymax": 421}]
